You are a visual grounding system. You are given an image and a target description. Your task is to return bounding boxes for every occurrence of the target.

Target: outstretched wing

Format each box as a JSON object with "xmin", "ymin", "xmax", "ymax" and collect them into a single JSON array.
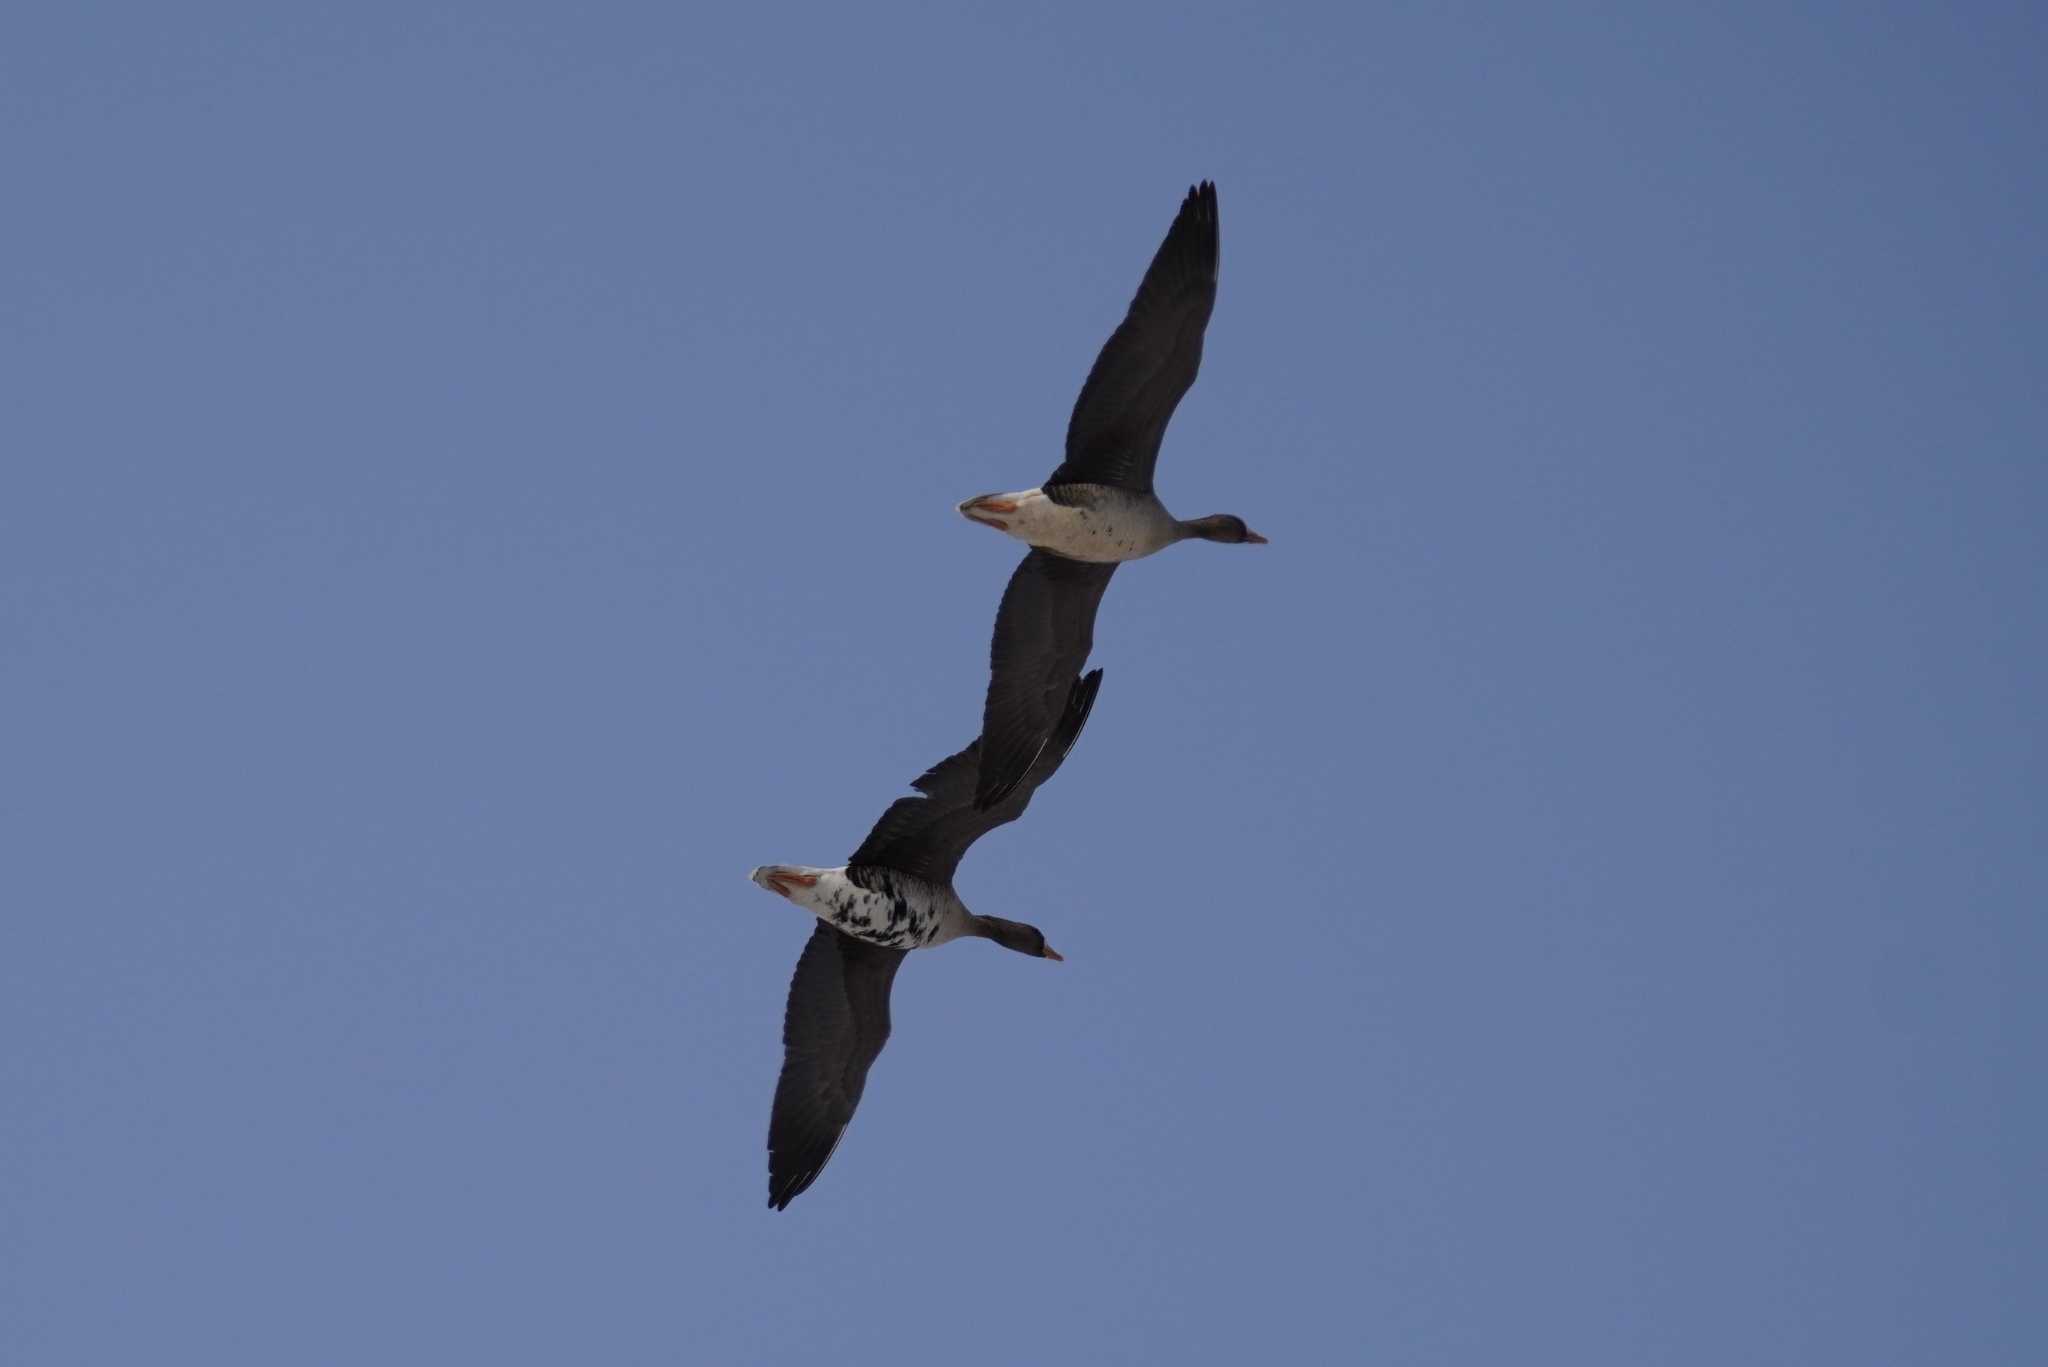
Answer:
[
  {"xmin": 848, "ymin": 668, "xmax": 1104, "ymax": 887},
  {"xmin": 767, "ymin": 924, "xmax": 908, "ymax": 1210},
  {"xmin": 976, "ymin": 550, "xmax": 1117, "ymax": 809},
  {"xmin": 1044, "ymin": 181, "xmax": 1220, "ymax": 495}
]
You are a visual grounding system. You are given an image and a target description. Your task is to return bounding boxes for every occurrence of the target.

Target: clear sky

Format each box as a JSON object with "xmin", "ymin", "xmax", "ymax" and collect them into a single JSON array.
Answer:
[{"xmin": 4, "ymin": 3, "xmax": 2043, "ymax": 1362}]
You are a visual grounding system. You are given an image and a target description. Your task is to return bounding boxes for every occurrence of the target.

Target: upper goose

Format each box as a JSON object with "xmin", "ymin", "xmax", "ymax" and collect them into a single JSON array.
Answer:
[
  {"xmin": 961, "ymin": 182, "xmax": 1264, "ymax": 808},
  {"xmin": 957, "ymin": 181, "xmax": 1266, "ymax": 563},
  {"xmin": 749, "ymin": 668, "xmax": 1101, "ymax": 1210}
]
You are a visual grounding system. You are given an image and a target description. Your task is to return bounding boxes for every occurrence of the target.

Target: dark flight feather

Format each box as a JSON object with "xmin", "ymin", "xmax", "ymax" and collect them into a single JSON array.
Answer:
[
  {"xmin": 974, "ymin": 551, "xmax": 1117, "ymax": 809},
  {"xmin": 1043, "ymin": 181, "xmax": 1220, "ymax": 496},
  {"xmin": 849, "ymin": 668, "xmax": 1103, "ymax": 886},
  {"xmin": 767, "ymin": 924, "xmax": 907, "ymax": 1210}
]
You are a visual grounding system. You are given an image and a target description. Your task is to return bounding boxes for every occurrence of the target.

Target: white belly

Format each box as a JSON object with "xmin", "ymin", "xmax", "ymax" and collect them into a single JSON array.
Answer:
[
  {"xmin": 971, "ymin": 487, "xmax": 1180, "ymax": 563},
  {"xmin": 751, "ymin": 865, "xmax": 961, "ymax": 949}
]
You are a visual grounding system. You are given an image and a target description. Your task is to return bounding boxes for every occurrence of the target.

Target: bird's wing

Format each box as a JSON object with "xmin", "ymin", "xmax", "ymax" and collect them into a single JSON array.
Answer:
[
  {"xmin": 848, "ymin": 668, "xmax": 1103, "ymax": 887},
  {"xmin": 976, "ymin": 550, "xmax": 1117, "ymax": 810},
  {"xmin": 767, "ymin": 923, "xmax": 908, "ymax": 1210},
  {"xmin": 1043, "ymin": 181, "xmax": 1220, "ymax": 496}
]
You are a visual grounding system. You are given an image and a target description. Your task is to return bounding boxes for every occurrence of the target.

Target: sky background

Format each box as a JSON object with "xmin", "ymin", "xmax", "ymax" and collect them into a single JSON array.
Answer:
[{"xmin": 4, "ymin": 3, "xmax": 2044, "ymax": 1362}]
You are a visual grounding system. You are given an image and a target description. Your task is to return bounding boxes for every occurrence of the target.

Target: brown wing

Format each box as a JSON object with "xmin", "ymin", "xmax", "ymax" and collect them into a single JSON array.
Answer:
[
  {"xmin": 766, "ymin": 924, "xmax": 908, "ymax": 1210},
  {"xmin": 976, "ymin": 550, "xmax": 1117, "ymax": 809},
  {"xmin": 848, "ymin": 669, "xmax": 1104, "ymax": 887},
  {"xmin": 1044, "ymin": 182, "xmax": 1220, "ymax": 495}
]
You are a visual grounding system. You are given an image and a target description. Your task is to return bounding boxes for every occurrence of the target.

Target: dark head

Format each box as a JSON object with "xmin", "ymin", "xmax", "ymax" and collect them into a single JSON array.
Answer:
[
  {"xmin": 971, "ymin": 914, "xmax": 1064, "ymax": 962},
  {"xmin": 1181, "ymin": 513, "xmax": 1268, "ymax": 545}
]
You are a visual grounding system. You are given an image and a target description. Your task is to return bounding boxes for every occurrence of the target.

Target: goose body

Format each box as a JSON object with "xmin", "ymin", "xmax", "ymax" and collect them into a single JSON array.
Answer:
[
  {"xmin": 749, "ymin": 864, "xmax": 968, "ymax": 950},
  {"xmin": 956, "ymin": 484, "xmax": 1187, "ymax": 563}
]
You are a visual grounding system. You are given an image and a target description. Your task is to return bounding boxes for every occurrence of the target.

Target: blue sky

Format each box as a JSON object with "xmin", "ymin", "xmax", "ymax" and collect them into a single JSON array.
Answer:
[{"xmin": 4, "ymin": 3, "xmax": 2043, "ymax": 1362}]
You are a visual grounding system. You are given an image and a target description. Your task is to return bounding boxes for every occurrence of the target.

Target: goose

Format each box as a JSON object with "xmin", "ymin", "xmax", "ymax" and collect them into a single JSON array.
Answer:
[
  {"xmin": 750, "ymin": 668, "xmax": 1102, "ymax": 1209},
  {"xmin": 956, "ymin": 181, "xmax": 1265, "ymax": 563},
  {"xmin": 960, "ymin": 182, "xmax": 1264, "ymax": 808}
]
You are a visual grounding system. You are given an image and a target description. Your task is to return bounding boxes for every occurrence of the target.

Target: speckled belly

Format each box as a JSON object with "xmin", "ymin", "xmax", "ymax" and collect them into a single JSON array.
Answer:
[
  {"xmin": 810, "ymin": 867, "xmax": 950, "ymax": 949},
  {"xmin": 1016, "ymin": 486, "xmax": 1178, "ymax": 563}
]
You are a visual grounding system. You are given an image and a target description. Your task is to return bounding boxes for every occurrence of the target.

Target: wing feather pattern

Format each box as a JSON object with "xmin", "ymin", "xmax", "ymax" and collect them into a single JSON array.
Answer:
[
  {"xmin": 975, "ymin": 551, "xmax": 1117, "ymax": 809},
  {"xmin": 849, "ymin": 668, "xmax": 1104, "ymax": 887},
  {"xmin": 767, "ymin": 924, "xmax": 908, "ymax": 1210},
  {"xmin": 1044, "ymin": 182, "xmax": 1220, "ymax": 495}
]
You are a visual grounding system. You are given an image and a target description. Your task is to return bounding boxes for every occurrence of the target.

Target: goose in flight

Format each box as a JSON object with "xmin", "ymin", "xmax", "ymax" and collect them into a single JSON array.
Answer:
[
  {"xmin": 956, "ymin": 181, "xmax": 1265, "ymax": 562},
  {"xmin": 750, "ymin": 669, "xmax": 1102, "ymax": 1209},
  {"xmin": 960, "ymin": 182, "xmax": 1263, "ymax": 808}
]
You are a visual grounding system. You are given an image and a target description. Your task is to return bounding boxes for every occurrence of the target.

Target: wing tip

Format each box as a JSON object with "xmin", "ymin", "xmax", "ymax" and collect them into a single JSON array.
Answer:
[
  {"xmin": 767, "ymin": 1173, "xmax": 809, "ymax": 1211},
  {"xmin": 1052, "ymin": 668, "xmax": 1105, "ymax": 768},
  {"xmin": 973, "ymin": 754, "xmax": 1032, "ymax": 811},
  {"xmin": 974, "ymin": 667, "xmax": 1106, "ymax": 808},
  {"xmin": 767, "ymin": 1146, "xmax": 834, "ymax": 1211}
]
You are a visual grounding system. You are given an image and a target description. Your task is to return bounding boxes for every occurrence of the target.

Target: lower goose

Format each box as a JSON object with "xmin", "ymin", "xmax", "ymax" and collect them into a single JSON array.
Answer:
[{"xmin": 750, "ymin": 668, "xmax": 1102, "ymax": 1209}]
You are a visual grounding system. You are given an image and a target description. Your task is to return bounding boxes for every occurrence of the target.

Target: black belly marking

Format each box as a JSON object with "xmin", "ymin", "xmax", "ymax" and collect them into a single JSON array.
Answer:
[{"xmin": 838, "ymin": 865, "xmax": 944, "ymax": 948}]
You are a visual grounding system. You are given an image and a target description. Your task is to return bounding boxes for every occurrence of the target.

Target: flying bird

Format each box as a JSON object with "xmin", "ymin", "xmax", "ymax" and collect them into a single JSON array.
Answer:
[
  {"xmin": 750, "ymin": 668, "xmax": 1102, "ymax": 1210},
  {"xmin": 960, "ymin": 181, "xmax": 1264, "ymax": 807}
]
